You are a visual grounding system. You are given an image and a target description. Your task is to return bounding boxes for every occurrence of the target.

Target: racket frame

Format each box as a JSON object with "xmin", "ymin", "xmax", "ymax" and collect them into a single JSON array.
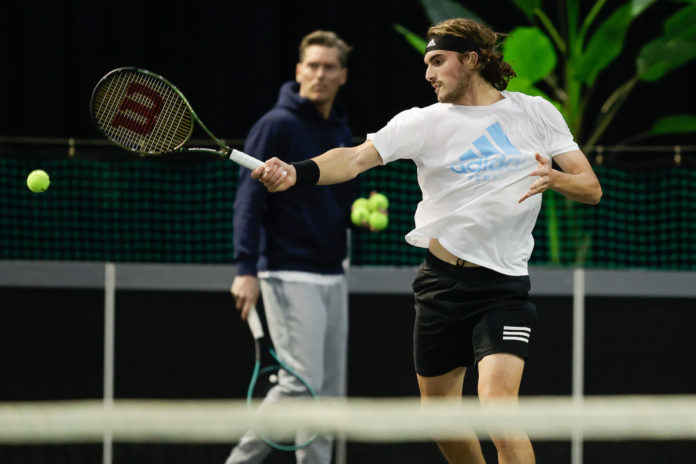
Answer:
[
  {"xmin": 246, "ymin": 305, "xmax": 320, "ymax": 451},
  {"xmin": 90, "ymin": 67, "xmax": 263, "ymax": 170}
]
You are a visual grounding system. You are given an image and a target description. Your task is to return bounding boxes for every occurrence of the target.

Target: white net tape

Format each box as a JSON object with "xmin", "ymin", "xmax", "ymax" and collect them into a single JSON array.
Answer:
[{"xmin": 2, "ymin": 396, "xmax": 696, "ymax": 444}]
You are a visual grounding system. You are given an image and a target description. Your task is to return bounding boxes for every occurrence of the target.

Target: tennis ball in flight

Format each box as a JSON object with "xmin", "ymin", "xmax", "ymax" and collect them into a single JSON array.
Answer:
[
  {"xmin": 27, "ymin": 169, "xmax": 50, "ymax": 193},
  {"xmin": 369, "ymin": 211, "xmax": 388, "ymax": 232},
  {"xmin": 351, "ymin": 205, "xmax": 370, "ymax": 227},
  {"xmin": 367, "ymin": 192, "xmax": 389, "ymax": 212}
]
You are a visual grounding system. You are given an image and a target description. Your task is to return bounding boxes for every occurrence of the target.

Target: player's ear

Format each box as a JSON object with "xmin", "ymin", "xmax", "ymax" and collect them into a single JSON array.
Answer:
[{"xmin": 339, "ymin": 67, "xmax": 347, "ymax": 86}]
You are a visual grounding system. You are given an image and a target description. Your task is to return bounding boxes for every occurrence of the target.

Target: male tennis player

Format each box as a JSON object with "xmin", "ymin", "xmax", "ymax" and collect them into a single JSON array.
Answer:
[
  {"xmin": 253, "ymin": 18, "xmax": 601, "ymax": 464},
  {"xmin": 227, "ymin": 30, "xmax": 355, "ymax": 464}
]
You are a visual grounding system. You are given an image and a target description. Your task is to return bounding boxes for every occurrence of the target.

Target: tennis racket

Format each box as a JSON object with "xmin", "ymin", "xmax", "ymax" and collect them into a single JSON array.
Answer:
[
  {"xmin": 246, "ymin": 305, "xmax": 320, "ymax": 451},
  {"xmin": 90, "ymin": 67, "xmax": 262, "ymax": 170}
]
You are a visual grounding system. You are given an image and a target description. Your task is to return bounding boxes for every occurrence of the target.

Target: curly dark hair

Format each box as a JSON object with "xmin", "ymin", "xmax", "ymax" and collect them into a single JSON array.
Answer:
[{"xmin": 427, "ymin": 18, "xmax": 516, "ymax": 91}]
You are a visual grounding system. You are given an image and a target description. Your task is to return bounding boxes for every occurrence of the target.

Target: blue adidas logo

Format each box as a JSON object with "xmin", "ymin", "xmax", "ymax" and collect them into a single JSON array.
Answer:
[{"xmin": 449, "ymin": 123, "xmax": 525, "ymax": 182}]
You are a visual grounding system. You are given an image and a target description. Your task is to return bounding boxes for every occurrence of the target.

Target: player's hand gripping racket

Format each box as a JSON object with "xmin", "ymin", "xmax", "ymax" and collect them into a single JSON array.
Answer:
[
  {"xmin": 90, "ymin": 67, "xmax": 263, "ymax": 169},
  {"xmin": 245, "ymin": 305, "xmax": 320, "ymax": 451}
]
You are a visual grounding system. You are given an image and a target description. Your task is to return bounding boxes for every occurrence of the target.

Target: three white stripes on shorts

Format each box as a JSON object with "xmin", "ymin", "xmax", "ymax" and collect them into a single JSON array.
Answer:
[{"xmin": 503, "ymin": 326, "xmax": 531, "ymax": 343}]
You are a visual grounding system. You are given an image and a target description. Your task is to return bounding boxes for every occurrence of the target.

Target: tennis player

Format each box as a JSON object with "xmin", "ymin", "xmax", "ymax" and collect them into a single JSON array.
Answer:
[
  {"xmin": 227, "ymin": 30, "xmax": 355, "ymax": 464},
  {"xmin": 253, "ymin": 18, "xmax": 601, "ymax": 464}
]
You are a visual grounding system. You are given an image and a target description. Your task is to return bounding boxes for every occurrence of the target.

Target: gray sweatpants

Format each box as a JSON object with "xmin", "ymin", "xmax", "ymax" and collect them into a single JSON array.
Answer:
[{"xmin": 225, "ymin": 276, "xmax": 348, "ymax": 464}]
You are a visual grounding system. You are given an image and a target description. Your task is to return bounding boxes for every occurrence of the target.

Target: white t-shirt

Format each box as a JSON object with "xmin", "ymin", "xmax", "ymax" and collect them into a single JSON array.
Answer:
[{"xmin": 367, "ymin": 91, "xmax": 579, "ymax": 276}]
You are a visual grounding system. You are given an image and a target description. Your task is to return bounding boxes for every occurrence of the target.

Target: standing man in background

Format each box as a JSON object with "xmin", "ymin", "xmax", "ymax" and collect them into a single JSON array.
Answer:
[
  {"xmin": 227, "ymin": 30, "xmax": 355, "ymax": 464},
  {"xmin": 254, "ymin": 18, "xmax": 602, "ymax": 464}
]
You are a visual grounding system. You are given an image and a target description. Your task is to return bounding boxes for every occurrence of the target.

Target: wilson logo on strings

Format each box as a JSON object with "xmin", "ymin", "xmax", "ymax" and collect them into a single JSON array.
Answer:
[
  {"xmin": 110, "ymin": 82, "xmax": 164, "ymax": 135},
  {"xmin": 449, "ymin": 123, "xmax": 524, "ymax": 182}
]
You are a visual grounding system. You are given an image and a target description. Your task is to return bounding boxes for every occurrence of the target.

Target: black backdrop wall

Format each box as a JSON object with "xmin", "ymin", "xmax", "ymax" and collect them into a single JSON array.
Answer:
[
  {"xmin": 1, "ymin": 287, "xmax": 696, "ymax": 463},
  {"xmin": 1, "ymin": 0, "xmax": 695, "ymax": 146},
  {"xmin": 2, "ymin": 1, "xmax": 696, "ymax": 462}
]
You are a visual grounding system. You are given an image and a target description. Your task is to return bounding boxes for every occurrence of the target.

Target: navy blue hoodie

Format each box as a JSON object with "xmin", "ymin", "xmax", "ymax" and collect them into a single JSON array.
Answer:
[{"xmin": 233, "ymin": 81, "xmax": 357, "ymax": 276}]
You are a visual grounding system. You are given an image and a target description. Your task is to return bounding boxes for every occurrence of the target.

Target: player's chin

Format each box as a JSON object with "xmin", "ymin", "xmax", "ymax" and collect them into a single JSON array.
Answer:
[{"xmin": 437, "ymin": 92, "xmax": 454, "ymax": 103}]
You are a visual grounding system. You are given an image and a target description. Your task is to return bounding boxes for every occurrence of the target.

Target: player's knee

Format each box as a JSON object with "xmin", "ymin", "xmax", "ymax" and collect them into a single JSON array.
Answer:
[
  {"xmin": 491, "ymin": 435, "xmax": 518, "ymax": 455},
  {"xmin": 478, "ymin": 381, "xmax": 519, "ymax": 403},
  {"xmin": 490, "ymin": 433, "xmax": 534, "ymax": 461}
]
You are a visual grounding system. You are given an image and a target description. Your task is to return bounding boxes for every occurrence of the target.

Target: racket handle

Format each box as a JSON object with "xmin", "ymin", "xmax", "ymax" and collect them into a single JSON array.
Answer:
[
  {"xmin": 230, "ymin": 149, "xmax": 264, "ymax": 170},
  {"xmin": 246, "ymin": 305, "xmax": 265, "ymax": 340}
]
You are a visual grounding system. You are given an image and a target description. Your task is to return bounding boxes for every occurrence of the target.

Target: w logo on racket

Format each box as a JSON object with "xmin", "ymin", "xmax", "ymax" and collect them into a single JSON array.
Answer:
[{"xmin": 110, "ymin": 82, "xmax": 164, "ymax": 135}]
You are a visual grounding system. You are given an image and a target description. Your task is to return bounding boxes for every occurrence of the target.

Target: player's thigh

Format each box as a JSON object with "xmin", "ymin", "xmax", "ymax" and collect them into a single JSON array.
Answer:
[
  {"xmin": 412, "ymin": 259, "xmax": 476, "ymax": 377},
  {"xmin": 417, "ymin": 366, "xmax": 467, "ymax": 399},
  {"xmin": 477, "ymin": 353, "xmax": 526, "ymax": 402},
  {"xmin": 471, "ymin": 289, "xmax": 537, "ymax": 366}
]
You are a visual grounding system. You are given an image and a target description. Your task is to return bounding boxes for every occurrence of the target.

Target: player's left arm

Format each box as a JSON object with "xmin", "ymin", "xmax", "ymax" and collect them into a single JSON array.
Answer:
[{"xmin": 519, "ymin": 150, "xmax": 602, "ymax": 204}]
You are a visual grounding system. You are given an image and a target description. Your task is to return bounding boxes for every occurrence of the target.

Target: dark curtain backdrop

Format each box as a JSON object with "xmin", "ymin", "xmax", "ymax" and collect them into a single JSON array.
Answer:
[{"xmin": 1, "ymin": 0, "xmax": 694, "ymax": 146}]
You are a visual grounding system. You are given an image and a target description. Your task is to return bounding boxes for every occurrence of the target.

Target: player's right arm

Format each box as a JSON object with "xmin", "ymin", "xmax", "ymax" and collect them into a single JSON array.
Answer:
[{"xmin": 252, "ymin": 140, "xmax": 383, "ymax": 192}]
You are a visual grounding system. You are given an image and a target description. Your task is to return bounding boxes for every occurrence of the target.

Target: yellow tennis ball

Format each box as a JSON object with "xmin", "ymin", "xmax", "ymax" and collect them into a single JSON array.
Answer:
[
  {"xmin": 352, "ymin": 197, "xmax": 369, "ymax": 210},
  {"xmin": 351, "ymin": 206, "xmax": 370, "ymax": 227},
  {"xmin": 367, "ymin": 192, "xmax": 389, "ymax": 212},
  {"xmin": 369, "ymin": 211, "xmax": 388, "ymax": 232},
  {"xmin": 27, "ymin": 169, "xmax": 50, "ymax": 193}
]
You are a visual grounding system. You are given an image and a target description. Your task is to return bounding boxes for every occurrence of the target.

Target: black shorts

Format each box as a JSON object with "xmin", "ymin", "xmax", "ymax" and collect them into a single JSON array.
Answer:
[{"xmin": 412, "ymin": 251, "xmax": 537, "ymax": 377}]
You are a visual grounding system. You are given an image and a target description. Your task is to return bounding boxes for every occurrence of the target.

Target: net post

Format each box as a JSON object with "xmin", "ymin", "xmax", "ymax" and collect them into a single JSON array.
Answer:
[
  {"xmin": 103, "ymin": 263, "xmax": 116, "ymax": 464},
  {"xmin": 572, "ymin": 268, "xmax": 585, "ymax": 464}
]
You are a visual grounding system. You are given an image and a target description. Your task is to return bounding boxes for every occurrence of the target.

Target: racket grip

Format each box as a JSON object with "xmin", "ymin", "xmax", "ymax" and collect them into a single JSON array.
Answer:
[
  {"xmin": 246, "ymin": 305, "xmax": 265, "ymax": 339},
  {"xmin": 230, "ymin": 149, "xmax": 264, "ymax": 170}
]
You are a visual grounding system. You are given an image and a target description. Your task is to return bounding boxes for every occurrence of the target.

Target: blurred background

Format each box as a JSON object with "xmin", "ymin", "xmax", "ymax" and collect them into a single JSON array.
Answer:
[
  {"xmin": 1, "ymin": 0, "xmax": 695, "ymax": 145},
  {"xmin": 1, "ymin": 0, "xmax": 695, "ymax": 463}
]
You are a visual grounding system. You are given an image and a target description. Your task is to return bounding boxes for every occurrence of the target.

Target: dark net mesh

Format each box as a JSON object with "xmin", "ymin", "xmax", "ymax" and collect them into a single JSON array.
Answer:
[{"xmin": 2, "ymin": 154, "xmax": 695, "ymax": 269}]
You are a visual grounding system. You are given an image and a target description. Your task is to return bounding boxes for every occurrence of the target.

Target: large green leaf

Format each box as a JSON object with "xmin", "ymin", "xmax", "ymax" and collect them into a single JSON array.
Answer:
[
  {"xmin": 636, "ymin": 3, "xmax": 696, "ymax": 81},
  {"xmin": 393, "ymin": 24, "xmax": 428, "ymax": 54},
  {"xmin": 637, "ymin": 36, "xmax": 696, "ymax": 81},
  {"xmin": 664, "ymin": 3, "xmax": 696, "ymax": 39},
  {"xmin": 630, "ymin": 0, "xmax": 655, "ymax": 16},
  {"xmin": 418, "ymin": 0, "xmax": 484, "ymax": 24},
  {"xmin": 575, "ymin": 2, "xmax": 650, "ymax": 85},
  {"xmin": 503, "ymin": 27, "xmax": 556, "ymax": 84},
  {"xmin": 506, "ymin": 76, "xmax": 533, "ymax": 93},
  {"xmin": 652, "ymin": 115, "xmax": 696, "ymax": 134}
]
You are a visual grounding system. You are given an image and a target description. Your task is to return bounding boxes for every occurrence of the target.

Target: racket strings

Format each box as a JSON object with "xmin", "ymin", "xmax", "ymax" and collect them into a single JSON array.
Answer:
[
  {"xmin": 121, "ymin": 73, "xmax": 186, "ymax": 152},
  {"xmin": 151, "ymin": 76, "xmax": 188, "ymax": 151},
  {"xmin": 148, "ymin": 77, "xmax": 177, "ymax": 151},
  {"xmin": 93, "ymin": 70, "xmax": 193, "ymax": 154},
  {"xmin": 95, "ymin": 72, "xmax": 144, "ymax": 146},
  {"xmin": 94, "ymin": 73, "xmax": 124, "ymax": 134},
  {"xmin": 126, "ymin": 74, "xmax": 188, "ymax": 152},
  {"xmin": 106, "ymin": 72, "xmax": 151, "ymax": 149}
]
